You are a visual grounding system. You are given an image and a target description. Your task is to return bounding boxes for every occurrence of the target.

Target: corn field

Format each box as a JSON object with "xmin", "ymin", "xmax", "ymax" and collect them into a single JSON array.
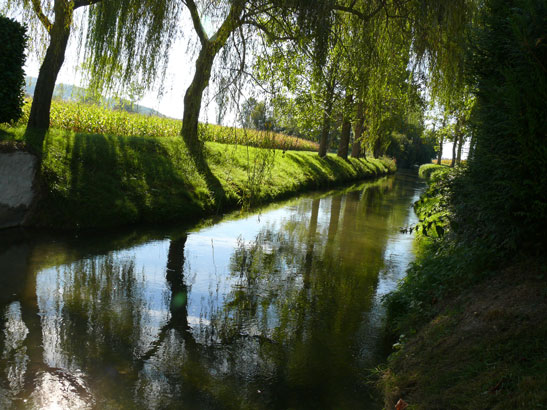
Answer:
[{"xmin": 19, "ymin": 100, "xmax": 319, "ymax": 151}]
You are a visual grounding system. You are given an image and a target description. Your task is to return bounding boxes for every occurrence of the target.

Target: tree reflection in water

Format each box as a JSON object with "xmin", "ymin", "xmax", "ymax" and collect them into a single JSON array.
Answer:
[{"xmin": 0, "ymin": 173, "xmax": 424, "ymax": 409}]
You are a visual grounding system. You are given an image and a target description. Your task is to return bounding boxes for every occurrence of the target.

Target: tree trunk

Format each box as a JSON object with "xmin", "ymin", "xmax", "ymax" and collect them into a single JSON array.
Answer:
[
  {"xmin": 181, "ymin": 0, "xmax": 243, "ymax": 155},
  {"xmin": 456, "ymin": 134, "xmax": 464, "ymax": 164},
  {"xmin": 318, "ymin": 74, "xmax": 336, "ymax": 158},
  {"xmin": 26, "ymin": 4, "xmax": 71, "ymax": 151},
  {"xmin": 337, "ymin": 92, "xmax": 353, "ymax": 160},
  {"xmin": 437, "ymin": 133, "xmax": 444, "ymax": 165},
  {"xmin": 468, "ymin": 133, "xmax": 476, "ymax": 160},
  {"xmin": 351, "ymin": 101, "xmax": 365, "ymax": 158},
  {"xmin": 450, "ymin": 134, "xmax": 458, "ymax": 167},
  {"xmin": 181, "ymin": 44, "xmax": 216, "ymax": 156}
]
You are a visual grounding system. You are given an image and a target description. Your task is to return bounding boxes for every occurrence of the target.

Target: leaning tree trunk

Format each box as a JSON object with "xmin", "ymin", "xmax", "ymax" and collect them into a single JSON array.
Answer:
[
  {"xmin": 181, "ymin": 44, "xmax": 216, "ymax": 158},
  {"xmin": 337, "ymin": 92, "xmax": 353, "ymax": 160},
  {"xmin": 26, "ymin": 6, "xmax": 71, "ymax": 152},
  {"xmin": 351, "ymin": 101, "xmax": 365, "ymax": 158}
]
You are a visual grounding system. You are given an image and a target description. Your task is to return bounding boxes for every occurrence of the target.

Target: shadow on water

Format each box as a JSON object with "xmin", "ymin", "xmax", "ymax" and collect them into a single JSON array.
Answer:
[{"xmin": 0, "ymin": 171, "xmax": 425, "ymax": 409}]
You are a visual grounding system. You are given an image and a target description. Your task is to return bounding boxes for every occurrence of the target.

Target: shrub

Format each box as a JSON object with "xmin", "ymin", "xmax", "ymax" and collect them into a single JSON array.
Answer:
[
  {"xmin": 451, "ymin": 0, "xmax": 547, "ymax": 253},
  {"xmin": 0, "ymin": 16, "xmax": 27, "ymax": 124},
  {"xmin": 418, "ymin": 163, "xmax": 447, "ymax": 179}
]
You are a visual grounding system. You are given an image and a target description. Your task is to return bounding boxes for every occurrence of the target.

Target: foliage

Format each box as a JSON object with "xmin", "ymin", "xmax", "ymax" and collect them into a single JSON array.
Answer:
[
  {"xmin": 450, "ymin": 0, "xmax": 547, "ymax": 254},
  {"xmin": 83, "ymin": 0, "xmax": 181, "ymax": 95},
  {"xmin": 238, "ymin": 97, "xmax": 273, "ymax": 131},
  {"xmin": 0, "ymin": 15, "xmax": 27, "ymax": 124},
  {"xmin": 15, "ymin": 99, "xmax": 319, "ymax": 151},
  {"xmin": 418, "ymin": 163, "xmax": 448, "ymax": 180},
  {"xmin": 413, "ymin": 167, "xmax": 453, "ymax": 238},
  {"xmin": 386, "ymin": 116, "xmax": 436, "ymax": 168}
]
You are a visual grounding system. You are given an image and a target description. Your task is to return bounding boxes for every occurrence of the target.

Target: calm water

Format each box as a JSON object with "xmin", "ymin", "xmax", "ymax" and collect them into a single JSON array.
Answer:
[{"xmin": 0, "ymin": 171, "xmax": 424, "ymax": 409}]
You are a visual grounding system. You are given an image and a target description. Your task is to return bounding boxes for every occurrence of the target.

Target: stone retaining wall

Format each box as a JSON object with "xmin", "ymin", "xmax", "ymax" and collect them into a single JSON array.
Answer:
[{"xmin": 0, "ymin": 152, "xmax": 38, "ymax": 229}]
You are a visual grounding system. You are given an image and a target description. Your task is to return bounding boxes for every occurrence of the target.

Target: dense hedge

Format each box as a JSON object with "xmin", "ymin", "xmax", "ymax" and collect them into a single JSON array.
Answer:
[
  {"xmin": 450, "ymin": 0, "xmax": 547, "ymax": 253},
  {"xmin": 0, "ymin": 16, "xmax": 27, "ymax": 124}
]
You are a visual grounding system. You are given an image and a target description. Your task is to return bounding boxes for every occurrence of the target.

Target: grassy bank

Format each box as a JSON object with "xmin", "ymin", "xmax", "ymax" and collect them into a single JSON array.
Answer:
[
  {"xmin": 417, "ymin": 163, "xmax": 448, "ymax": 180},
  {"xmin": 379, "ymin": 164, "xmax": 547, "ymax": 409},
  {"xmin": 0, "ymin": 126, "xmax": 394, "ymax": 230}
]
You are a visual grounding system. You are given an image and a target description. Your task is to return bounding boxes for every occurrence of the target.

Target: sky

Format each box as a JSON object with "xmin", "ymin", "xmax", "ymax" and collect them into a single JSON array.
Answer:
[
  {"xmin": 25, "ymin": 34, "xmax": 202, "ymax": 120},
  {"xmin": 22, "ymin": 6, "xmax": 223, "ymax": 122}
]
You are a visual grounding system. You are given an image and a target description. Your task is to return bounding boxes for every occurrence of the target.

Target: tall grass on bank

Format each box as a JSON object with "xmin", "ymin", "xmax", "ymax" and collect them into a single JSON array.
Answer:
[
  {"xmin": 0, "ymin": 126, "xmax": 394, "ymax": 229},
  {"xmin": 16, "ymin": 99, "xmax": 319, "ymax": 151}
]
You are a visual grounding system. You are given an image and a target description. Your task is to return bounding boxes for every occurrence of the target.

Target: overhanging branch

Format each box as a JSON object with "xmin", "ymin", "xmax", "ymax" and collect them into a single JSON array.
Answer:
[
  {"xmin": 31, "ymin": 0, "xmax": 53, "ymax": 32},
  {"xmin": 184, "ymin": 0, "xmax": 209, "ymax": 45},
  {"xmin": 73, "ymin": 0, "xmax": 102, "ymax": 10}
]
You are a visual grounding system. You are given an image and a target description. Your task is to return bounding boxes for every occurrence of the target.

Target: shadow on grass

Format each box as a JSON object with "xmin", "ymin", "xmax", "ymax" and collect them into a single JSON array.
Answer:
[
  {"xmin": 283, "ymin": 153, "xmax": 332, "ymax": 186},
  {"xmin": 185, "ymin": 140, "xmax": 227, "ymax": 211},
  {"xmin": 23, "ymin": 127, "xmax": 47, "ymax": 156},
  {"xmin": 34, "ymin": 132, "xmax": 206, "ymax": 229}
]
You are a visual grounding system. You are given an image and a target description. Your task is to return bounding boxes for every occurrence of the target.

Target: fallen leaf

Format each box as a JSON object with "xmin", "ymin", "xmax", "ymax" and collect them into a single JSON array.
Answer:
[{"xmin": 396, "ymin": 398, "xmax": 408, "ymax": 410}]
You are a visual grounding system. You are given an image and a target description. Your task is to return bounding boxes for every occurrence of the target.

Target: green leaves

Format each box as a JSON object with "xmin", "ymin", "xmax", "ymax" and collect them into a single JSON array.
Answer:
[
  {"xmin": 414, "ymin": 165, "xmax": 453, "ymax": 238},
  {"xmin": 0, "ymin": 16, "xmax": 27, "ymax": 124}
]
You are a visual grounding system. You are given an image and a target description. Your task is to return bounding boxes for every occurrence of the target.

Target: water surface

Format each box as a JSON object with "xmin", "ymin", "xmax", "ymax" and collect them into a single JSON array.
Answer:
[{"xmin": 0, "ymin": 171, "xmax": 424, "ymax": 409}]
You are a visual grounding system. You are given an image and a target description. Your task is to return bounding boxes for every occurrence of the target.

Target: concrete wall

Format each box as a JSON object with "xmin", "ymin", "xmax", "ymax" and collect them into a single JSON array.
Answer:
[{"xmin": 0, "ymin": 152, "xmax": 38, "ymax": 229}]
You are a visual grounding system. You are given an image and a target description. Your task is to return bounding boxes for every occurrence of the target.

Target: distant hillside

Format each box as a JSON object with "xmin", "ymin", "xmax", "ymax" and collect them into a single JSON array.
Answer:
[{"xmin": 25, "ymin": 77, "xmax": 165, "ymax": 117}]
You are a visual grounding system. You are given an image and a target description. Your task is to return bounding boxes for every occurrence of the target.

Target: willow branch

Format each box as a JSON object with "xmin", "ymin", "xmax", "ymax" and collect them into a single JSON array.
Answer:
[
  {"xmin": 209, "ymin": 0, "xmax": 245, "ymax": 47},
  {"xmin": 184, "ymin": 0, "xmax": 208, "ymax": 45},
  {"xmin": 73, "ymin": 0, "xmax": 102, "ymax": 10},
  {"xmin": 332, "ymin": 1, "xmax": 386, "ymax": 22},
  {"xmin": 31, "ymin": 0, "xmax": 53, "ymax": 32}
]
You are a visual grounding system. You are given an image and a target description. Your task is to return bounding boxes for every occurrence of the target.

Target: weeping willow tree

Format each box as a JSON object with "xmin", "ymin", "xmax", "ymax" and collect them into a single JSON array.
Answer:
[
  {"xmin": 83, "ymin": 0, "xmax": 181, "ymax": 97},
  {"xmin": 1, "ymin": 0, "xmax": 180, "ymax": 155},
  {"xmin": 1, "ymin": 0, "xmax": 102, "ymax": 139},
  {"xmin": 409, "ymin": 0, "xmax": 478, "ymax": 106}
]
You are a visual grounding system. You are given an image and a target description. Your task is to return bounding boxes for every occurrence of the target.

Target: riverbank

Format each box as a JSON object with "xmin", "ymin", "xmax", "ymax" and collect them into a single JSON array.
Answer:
[
  {"xmin": 0, "ymin": 126, "xmax": 395, "ymax": 230},
  {"xmin": 381, "ymin": 258, "xmax": 547, "ymax": 409},
  {"xmin": 380, "ymin": 166, "xmax": 547, "ymax": 409}
]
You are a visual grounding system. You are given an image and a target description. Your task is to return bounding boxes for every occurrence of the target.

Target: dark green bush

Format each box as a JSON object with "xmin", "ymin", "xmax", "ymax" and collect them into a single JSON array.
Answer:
[
  {"xmin": 451, "ymin": 0, "xmax": 547, "ymax": 254},
  {"xmin": 0, "ymin": 16, "xmax": 27, "ymax": 124}
]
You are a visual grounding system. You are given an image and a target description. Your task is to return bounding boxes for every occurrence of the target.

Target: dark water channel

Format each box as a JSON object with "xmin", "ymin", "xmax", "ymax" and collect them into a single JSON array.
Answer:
[{"xmin": 0, "ymin": 171, "xmax": 424, "ymax": 409}]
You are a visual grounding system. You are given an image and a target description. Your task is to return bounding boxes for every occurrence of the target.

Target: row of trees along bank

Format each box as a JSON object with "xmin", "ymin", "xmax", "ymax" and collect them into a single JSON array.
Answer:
[{"xmin": 2, "ymin": 0, "xmax": 475, "ymax": 177}]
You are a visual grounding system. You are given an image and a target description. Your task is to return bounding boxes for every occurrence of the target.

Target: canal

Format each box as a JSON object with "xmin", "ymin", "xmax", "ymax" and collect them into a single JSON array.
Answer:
[{"xmin": 0, "ymin": 171, "xmax": 424, "ymax": 409}]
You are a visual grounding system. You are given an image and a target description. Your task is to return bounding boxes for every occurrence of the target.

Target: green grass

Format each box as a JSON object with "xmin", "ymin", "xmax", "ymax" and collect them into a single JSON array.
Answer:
[
  {"xmin": 0, "ymin": 126, "xmax": 394, "ymax": 229},
  {"xmin": 418, "ymin": 163, "xmax": 449, "ymax": 179},
  {"xmin": 15, "ymin": 99, "xmax": 319, "ymax": 151},
  {"xmin": 380, "ymin": 259, "xmax": 547, "ymax": 410}
]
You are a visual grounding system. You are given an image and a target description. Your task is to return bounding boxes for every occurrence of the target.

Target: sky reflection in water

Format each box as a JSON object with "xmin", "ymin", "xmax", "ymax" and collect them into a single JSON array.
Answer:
[{"xmin": 0, "ymin": 171, "xmax": 424, "ymax": 409}]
